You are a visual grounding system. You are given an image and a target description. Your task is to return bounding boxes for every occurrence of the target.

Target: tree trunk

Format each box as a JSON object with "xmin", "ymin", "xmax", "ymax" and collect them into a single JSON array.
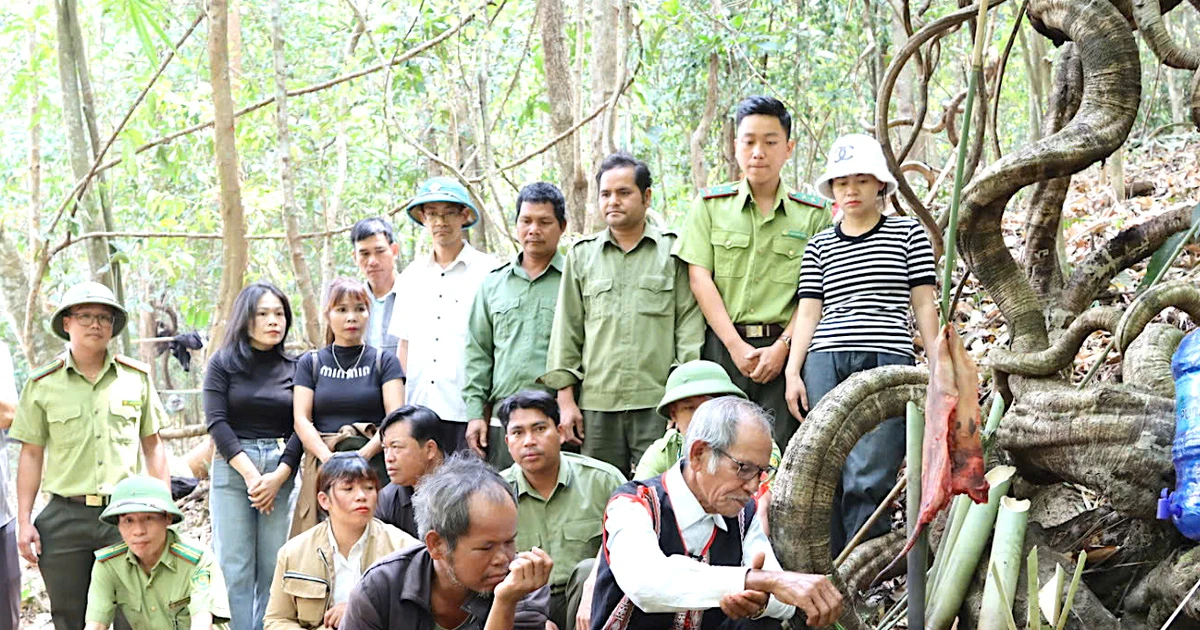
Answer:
[
  {"xmin": 587, "ymin": 0, "xmax": 620, "ymax": 231},
  {"xmin": 54, "ymin": 0, "xmax": 110, "ymax": 287},
  {"xmin": 689, "ymin": 52, "xmax": 720, "ymax": 191},
  {"xmin": 27, "ymin": 22, "xmax": 41, "ymax": 258},
  {"xmin": 0, "ymin": 228, "xmax": 53, "ymax": 366},
  {"xmin": 228, "ymin": 0, "xmax": 243, "ymax": 89},
  {"xmin": 721, "ymin": 115, "xmax": 739, "ymax": 181},
  {"xmin": 538, "ymin": 0, "xmax": 589, "ymax": 231},
  {"xmin": 271, "ymin": 0, "xmax": 322, "ymax": 347},
  {"xmin": 208, "ymin": 0, "xmax": 249, "ymax": 347},
  {"xmin": 1017, "ymin": 20, "xmax": 1044, "ymax": 141}
]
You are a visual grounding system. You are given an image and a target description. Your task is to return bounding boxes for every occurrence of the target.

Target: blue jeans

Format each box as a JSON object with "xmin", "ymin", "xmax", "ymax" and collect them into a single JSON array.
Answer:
[
  {"xmin": 211, "ymin": 439, "xmax": 298, "ymax": 630},
  {"xmin": 803, "ymin": 350, "xmax": 914, "ymax": 555}
]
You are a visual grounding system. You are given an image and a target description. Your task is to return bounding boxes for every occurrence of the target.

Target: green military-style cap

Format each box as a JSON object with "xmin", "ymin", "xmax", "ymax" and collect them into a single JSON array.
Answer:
[
  {"xmin": 404, "ymin": 176, "xmax": 480, "ymax": 228},
  {"xmin": 100, "ymin": 476, "xmax": 184, "ymax": 526},
  {"xmin": 51, "ymin": 281, "xmax": 128, "ymax": 341},
  {"xmin": 656, "ymin": 360, "xmax": 747, "ymax": 418}
]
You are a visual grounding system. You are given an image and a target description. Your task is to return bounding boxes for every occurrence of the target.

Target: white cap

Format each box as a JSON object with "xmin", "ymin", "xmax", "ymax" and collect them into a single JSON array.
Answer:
[{"xmin": 814, "ymin": 134, "xmax": 899, "ymax": 201}]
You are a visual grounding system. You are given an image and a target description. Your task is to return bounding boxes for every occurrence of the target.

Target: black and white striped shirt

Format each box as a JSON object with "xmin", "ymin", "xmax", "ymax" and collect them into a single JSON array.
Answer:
[{"xmin": 797, "ymin": 215, "xmax": 936, "ymax": 357}]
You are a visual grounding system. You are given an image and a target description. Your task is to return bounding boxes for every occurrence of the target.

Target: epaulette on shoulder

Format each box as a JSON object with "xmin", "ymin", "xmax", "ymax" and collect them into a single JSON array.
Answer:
[
  {"xmin": 169, "ymin": 541, "xmax": 204, "ymax": 565},
  {"xmin": 569, "ymin": 232, "xmax": 601, "ymax": 249},
  {"xmin": 30, "ymin": 358, "xmax": 65, "ymax": 382},
  {"xmin": 489, "ymin": 260, "xmax": 514, "ymax": 274},
  {"xmin": 95, "ymin": 542, "xmax": 129, "ymax": 563},
  {"xmin": 114, "ymin": 355, "xmax": 151, "ymax": 373},
  {"xmin": 789, "ymin": 191, "xmax": 831, "ymax": 210},
  {"xmin": 701, "ymin": 183, "xmax": 739, "ymax": 200}
]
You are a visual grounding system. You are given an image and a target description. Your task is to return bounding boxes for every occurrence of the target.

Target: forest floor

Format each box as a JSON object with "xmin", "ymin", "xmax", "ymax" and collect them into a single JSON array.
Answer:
[{"xmin": 12, "ymin": 132, "xmax": 1200, "ymax": 629}]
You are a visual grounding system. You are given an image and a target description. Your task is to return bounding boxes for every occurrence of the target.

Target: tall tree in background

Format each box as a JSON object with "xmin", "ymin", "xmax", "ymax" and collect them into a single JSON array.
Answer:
[{"xmin": 538, "ymin": 0, "xmax": 589, "ymax": 230}]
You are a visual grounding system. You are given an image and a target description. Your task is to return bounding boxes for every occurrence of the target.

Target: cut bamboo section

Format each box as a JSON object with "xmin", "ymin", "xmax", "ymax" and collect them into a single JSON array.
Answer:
[{"xmin": 979, "ymin": 497, "xmax": 1031, "ymax": 630}]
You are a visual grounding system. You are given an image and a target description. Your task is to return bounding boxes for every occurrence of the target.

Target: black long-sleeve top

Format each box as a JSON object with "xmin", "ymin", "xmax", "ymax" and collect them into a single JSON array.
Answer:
[{"xmin": 203, "ymin": 347, "xmax": 303, "ymax": 471}]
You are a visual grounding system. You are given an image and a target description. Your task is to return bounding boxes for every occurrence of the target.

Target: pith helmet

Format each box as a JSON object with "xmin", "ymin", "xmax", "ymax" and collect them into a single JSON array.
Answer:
[
  {"xmin": 100, "ymin": 476, "xmax": 184, "ymax": 526},
  {"xmin": 814, "ymin": 133, "xmax": 900, "ymax": 201},
  {"xmin": 51, "ymin": 281, "xmax": 128, "ymax": 341},
  {"xmin": 404, "ymin": 177, "xmax": 480, "ymax": 228},
  {"xmin": 656, "ymin": 360, "xmax": 747, "ymax": 419}
]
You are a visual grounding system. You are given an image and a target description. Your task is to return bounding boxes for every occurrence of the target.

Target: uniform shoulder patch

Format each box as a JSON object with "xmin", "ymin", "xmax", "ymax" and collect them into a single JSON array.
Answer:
[
  {"xmin": 114, "ymin": 355, "xmax": 151, "ymax": 373},
  {"xmin": 569, "ymin": 232, "xmax": 601, "ymax": 250},
  {"xmin": 169, "ymin": 541, "xmax": 204, "ymax": 565},
  {"xmin": 30, "ymin": 358, "xmax": 65, "ymax": 382},
  {"xmin": 95, "ymin": 542, "xmax": 129, "ymax": 563},
  {"xmin": 788, "ymin": 191, "xmax": 831, "ymax": 210},
  {"xmin": 701, "ymin": 183, "xmax": 739, "ymax": 199}
]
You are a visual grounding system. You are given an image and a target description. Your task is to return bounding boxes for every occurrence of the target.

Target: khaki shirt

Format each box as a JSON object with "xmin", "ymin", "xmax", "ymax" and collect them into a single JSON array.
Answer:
[
  {"xmin": 541, "ymin": 224, "xmax": 705, "ymax": 411},
  {"xmin": 463, "ymin": 253, "xmax": 564, "ymax": 420},
  {"xmin": 86, "ymin": 530, "xmax": 230, "ymax": 630},
  {"xmin": 8, "ymin": 351, "xmax": 165, "ymax": 496},
  {"xmin": 672, "ymin": 180, "xmax": 832, "ymax": 326},
  {"xmin": 501, "ymin": 453, "xmax": 625, "ymax": 587}
]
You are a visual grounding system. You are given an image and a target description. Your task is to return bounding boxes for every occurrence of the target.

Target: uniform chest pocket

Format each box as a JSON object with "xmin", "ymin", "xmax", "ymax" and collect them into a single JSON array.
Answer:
[
  {"xmin": 489, "ymin": 297, "xmax": 522, "ymax": 343},
  {"xmin": 282, "ymin": 573, "xmax": 329, "ymax": 626},
  {"xmin": 636, "ymin": 275, "xmax": 674, "ymax": 316},
  {"xmin": 711, "ymin": 230, "xmax": 750, "ymax": 279},
  {"xmin": 558, "ymin": 520, "xmax": 603, "ymax": 566},
  {"xmin": 770, "ymin": 235, "xmax": 808, "ymax": 285},
  {"xmin": 45, "ymin": 403, "xmax": 85, "ymax": 446},
  {"xmin": 582, "ymin": 278, "xmax": 615, "ymax": 316}
]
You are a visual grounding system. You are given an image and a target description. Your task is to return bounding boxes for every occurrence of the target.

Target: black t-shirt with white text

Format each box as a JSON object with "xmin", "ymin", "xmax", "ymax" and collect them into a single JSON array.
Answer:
[{"xmin": 295, "ymin": 344, "xmax": 405, "ymax": 433}]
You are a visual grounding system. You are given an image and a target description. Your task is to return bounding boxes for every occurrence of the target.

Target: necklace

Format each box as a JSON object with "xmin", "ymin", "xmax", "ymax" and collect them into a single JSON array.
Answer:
[{"xmin": 332, "ymin": 344, "xmax": 366, "ymax": 373}]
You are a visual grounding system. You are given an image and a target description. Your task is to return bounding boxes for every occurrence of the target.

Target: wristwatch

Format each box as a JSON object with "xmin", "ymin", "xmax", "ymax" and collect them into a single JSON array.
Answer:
[{"xmin": 778, "ymin": 334, "xmax": 792, "ymax": 349}]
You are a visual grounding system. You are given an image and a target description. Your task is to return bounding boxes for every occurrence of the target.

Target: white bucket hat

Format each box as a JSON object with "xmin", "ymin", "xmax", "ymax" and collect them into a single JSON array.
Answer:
[{"xmin": 814, "ymin": 134, "xmax": 899, "ymax": 201}]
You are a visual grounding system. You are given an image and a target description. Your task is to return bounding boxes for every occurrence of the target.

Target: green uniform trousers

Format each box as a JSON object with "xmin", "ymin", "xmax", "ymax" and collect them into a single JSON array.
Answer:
[
  {"xmin": 485, "ymin": 423, "xmax": 515, "ymax": 470},
  {"xmin": 581, "ymin": 408, "xmax": 665, "ymax": 478},
  {"xmin": 549, "ymin": 558, "xmax": 594, "ymax": 630},
  {"xmin": 36, "ymin": 496, "xmax": 131, "ymax": 630},
  {"xmin": 702, "ymin": 328, "xmax": 797, "ymax": 451}
]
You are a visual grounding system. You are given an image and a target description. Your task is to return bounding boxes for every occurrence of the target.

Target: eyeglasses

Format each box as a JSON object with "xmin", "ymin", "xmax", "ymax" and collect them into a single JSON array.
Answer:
[
  {"xmin": 69, "ymin": 312, "xmax": 115, "ymax": 328},
  {"xmin": 421, "ymin": 209, "xmax": 464, "ymax": 223},
  {"xmin": 714, "ymin": 448, "xmax": 775, "ymax": 481}
]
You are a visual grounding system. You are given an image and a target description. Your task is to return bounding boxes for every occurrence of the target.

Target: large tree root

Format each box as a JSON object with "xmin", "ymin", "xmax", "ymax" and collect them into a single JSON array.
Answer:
[
  {"xmin": 772, "ymin": 366, "xmax": 928, "ymax": 630},
  {"xmin": 839, "ymin": 530, "xmax": 906, "ymax": 593},
  {"xmin": 1116, "ymin": 281, "xmax": 1200, "ymax": 352},
  {"xmin": 1126, "ymin": 547, "xmax": 1200, "ymax": 627},
  {"xmin": 988, "ymin": 306, "xmax": 1120, "ymax": 376},
  {"xmin": 1124, "ymin": 323, "xmax": 1185, "ymax": 396},
  {"xmin": 995, "ymin": 386, "xmax": 1173, "ymax": 518},
  {"xmin": 1132, "ymin": 0, "xmax": 1200, "ymax": 69}
]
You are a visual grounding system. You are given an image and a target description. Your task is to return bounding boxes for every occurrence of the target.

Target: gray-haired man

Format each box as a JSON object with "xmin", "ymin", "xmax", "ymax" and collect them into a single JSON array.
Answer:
[
  {"xmin": 341, "ymin": 455, "xmax": 553, "ymax": 630},
  {"xmin": 590, "ymin": 397, "xmax": 844, "ymax": 630}
]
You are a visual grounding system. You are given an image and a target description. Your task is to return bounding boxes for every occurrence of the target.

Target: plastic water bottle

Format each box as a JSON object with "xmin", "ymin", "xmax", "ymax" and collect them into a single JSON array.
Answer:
[{"xmin": 1170, "ymin": 329, "xmax": 1200, "ymax": 540}]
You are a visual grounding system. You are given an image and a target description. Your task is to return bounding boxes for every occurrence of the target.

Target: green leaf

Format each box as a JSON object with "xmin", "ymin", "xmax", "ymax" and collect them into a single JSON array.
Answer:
[{"xmin": 1138, "ymin": 202, "xmax": 1200, "ymax": 290}]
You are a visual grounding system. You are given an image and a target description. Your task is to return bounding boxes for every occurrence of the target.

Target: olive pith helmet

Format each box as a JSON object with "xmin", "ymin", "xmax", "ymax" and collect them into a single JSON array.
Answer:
[
  {"xmin": 656, "ymin": 360, "xmax": 747, "ymax": 418},
  {"xmin": 51, "ymin": 281, "xmax": 128, "ymax": 341},
  {"xmin": 404, "ymin": 176, "xmax": 480, "ymax": 228},
  {"xmin": 100, "ymin": 476, "xmax": 184, "ymax": 526}
]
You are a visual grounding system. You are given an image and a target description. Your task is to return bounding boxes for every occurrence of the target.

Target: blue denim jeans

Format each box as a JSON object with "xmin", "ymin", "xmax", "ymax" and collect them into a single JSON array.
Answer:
[{"xmin": 211, "ymin": 439, "xmax": 298, "ymax": 630}]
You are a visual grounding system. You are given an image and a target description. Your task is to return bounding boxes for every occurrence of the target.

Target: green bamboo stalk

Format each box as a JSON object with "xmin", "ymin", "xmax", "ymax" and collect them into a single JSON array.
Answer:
[
  {"xmin": 926, "ymin": 494, "xmax": 972, "ymax": 605},
  {"xmin": 940, "ymin": 0, "xmax": 992, "ymax": 322},
  {"xmin": 906, "ymin": 401, "xmax": 928, "ymax": 630},
  {"xmin": 1054, "ymin": 552, "xmax": 1088, "ymax": 630},
  {"xmin": 980, "ymin": 497, "xmax": 1031, "ymax": 630},
  {"xmin": 926, "ymin": 466, "xmax": 1017, "ymax": 630},
  {"xmin": 1027, "ymin": 546, "xmax": 1041, "ymax": 630},
  {"xmin": 982, "ymin": 394, "xmax": 1007, "ymax": 456}
]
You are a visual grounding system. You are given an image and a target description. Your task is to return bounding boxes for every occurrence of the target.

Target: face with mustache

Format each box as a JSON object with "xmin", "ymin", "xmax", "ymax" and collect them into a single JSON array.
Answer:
[
  {"xmin": 504, "ymin": 407, "xmax": 562, "ymax": 479},
  {"xmin": 687, "ymin": 421, "xmax": 773, "ymax": 518}
]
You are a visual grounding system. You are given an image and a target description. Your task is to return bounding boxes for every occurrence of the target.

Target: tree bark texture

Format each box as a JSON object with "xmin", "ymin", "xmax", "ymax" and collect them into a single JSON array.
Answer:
[
  {"xmin": 208, "ymin": 0, "xmax": 249, "ymax": 346},
  {"xmin": 688, "ymin": 52, "xmax": 720, "ymax": 191},
  {"xmin": 27, "ymin": 22, "xmax": 41, "ymax": 258},
  {"xmin": 0, "ymin": 228, "xmax": 53, "ymax": 366},
  {"xmin": 586, "ymin": 0, "xmax": 620, "ymax": 231},
  {"xmin": 271, "ymin": 0, "xmax": 322, "ymax": 347}
]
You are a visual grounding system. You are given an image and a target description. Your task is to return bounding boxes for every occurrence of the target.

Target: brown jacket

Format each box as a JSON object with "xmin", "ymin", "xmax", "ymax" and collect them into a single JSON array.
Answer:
[
  {"xmin": 265, "ymin": 518, "xmax": 418, "ymax": 629},
  {"xmin": 290, "ymin": 422, "xmax": 379, "ymax": 537}
]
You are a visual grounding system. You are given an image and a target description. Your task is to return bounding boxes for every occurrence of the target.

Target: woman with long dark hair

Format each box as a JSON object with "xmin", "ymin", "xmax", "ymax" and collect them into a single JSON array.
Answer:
[{"xmin": 204, "ymin": 282, "xmax": 302, "ymax": 630}]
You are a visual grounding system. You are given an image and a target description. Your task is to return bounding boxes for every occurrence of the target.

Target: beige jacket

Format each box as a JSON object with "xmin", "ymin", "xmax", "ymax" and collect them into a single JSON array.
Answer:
[{"xmin": 265, "ymin": 518, "xmax": 418, "ymax": 629}]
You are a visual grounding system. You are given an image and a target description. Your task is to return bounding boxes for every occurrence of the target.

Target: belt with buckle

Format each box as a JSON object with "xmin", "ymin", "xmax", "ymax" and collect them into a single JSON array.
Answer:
[
  {"xmin": 57, "ymin": 494, "xmax": 111, "ymax": 507},
  {"xmin": 734, "ymin": 323, "xmax": 784, "ymax": 339}
]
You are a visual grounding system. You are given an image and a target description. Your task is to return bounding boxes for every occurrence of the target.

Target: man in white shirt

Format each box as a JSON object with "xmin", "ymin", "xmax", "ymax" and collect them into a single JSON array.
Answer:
[
  {"xmin": 593, "ymin": 397, "xmax": 843, "ymax": 630},
  {"xmin": 352, "ymin": 217, "xmax": 402, "ymax": 356},
  {"xmin": 388, "ymin": 177, "xmax": 499, "ymax": 452}
]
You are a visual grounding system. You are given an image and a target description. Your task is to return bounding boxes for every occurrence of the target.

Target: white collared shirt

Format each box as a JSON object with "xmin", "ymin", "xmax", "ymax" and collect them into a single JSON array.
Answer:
[
  {"xmin": 387, "ymin": 241, "xmax": 499, "ymax": 422},
  {"xmin": 602, "ymin": 461, "xmax": 795, "ymax": 619},
  {"xmin": 328, "ymin": 525, "xmax": 370, "ymax": 605},
  {"xmin": 366, "ymin": 272, "xmax": 400, "ymax": 350}
]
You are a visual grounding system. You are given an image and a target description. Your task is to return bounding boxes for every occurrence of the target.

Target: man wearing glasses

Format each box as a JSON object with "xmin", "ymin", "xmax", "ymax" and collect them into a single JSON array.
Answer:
[
  {"xmin": 9, "ymin": 281, "xmax": 170, "ymax": 630},
  {"xmin": 592, "ymin": 396, "xmax": 843, "ymax": 630},
  {"xmin": 388, "ymin": 177, "xmax": 499, "ymax": 452}
]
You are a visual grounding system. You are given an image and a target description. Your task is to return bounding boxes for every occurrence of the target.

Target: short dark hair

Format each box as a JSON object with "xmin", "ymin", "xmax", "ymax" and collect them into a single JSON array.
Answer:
[
  {"xmin": 316, "ymin": 452, "xmax": 379, "ymax": 496},
  {"xmin": 413, "ymin": 454, "xmax": 517, "ymax": 549},
  {"xmin": 516, "ymin": 182, "xmax": 567, "ymax": 227},
  {"xmin": 218, "ymin": 282, "xmax": 295, "ymax": 373},
  {"xmin": 735, "ymin": 96, "xmax": 792, "ymax": 140},
  {"xmin": 496, "ymin": 390, "xmax": 560, "ymax": 430},
  {"xmin": 350, "ymin": 217, "xmax": 395, "ymax": 245},
  {"xmin": 379, "ymin": 405, "xmax": 449, "ymax": 455},
  {"xmin": 595, "ymin": 151, "xmax": 652, "ymax": 193}
]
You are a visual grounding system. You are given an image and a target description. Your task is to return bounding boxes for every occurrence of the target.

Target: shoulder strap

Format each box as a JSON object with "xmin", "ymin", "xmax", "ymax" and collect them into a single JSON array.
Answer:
[
  {"xmin": 375, "ymin": 346, "xmax": 383, "ymax": 376},
  {"xmin": 310, "ymin": 349, "xmax": 319, "ymax": 383}
]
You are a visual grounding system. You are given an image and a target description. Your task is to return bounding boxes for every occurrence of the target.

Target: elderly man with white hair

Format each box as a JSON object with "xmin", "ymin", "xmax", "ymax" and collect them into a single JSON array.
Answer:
[{"xmin": 590, "ymin": 396, "xmax": 843, "ymax": 630}]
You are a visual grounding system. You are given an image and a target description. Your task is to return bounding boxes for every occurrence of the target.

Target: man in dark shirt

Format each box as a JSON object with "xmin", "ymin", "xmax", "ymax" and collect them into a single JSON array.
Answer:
[
  {"xmin": 375, "ymin": 405, "xmax": 449, "ymax": 536},
  {"xmin": 341, "ymin": 456, "xmax": 552, "ymax": 630}
]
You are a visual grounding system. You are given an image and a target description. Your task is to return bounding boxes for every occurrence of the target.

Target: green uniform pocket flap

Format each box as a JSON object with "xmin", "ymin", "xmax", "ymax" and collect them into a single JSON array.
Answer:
[
  {"xmin": 582, "ymin": 278, "xmax": 613, "ymax": 297},
  {"xmin": 637, "ymin": 275, "xmax": 673, "ymax": 292},
  {"xmin": 562, "ymin": 520, "xmax": 600, "ymax": 542},
  {"xmin": 711, "ymin": 230, "xmax": 750, "ymax": 250}
]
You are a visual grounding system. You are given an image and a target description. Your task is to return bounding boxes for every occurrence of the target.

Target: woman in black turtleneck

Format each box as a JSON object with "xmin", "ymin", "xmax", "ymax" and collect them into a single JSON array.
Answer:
[{"xmin": 204, "ymin": 282, "xmax": 301, "ymax": 630}]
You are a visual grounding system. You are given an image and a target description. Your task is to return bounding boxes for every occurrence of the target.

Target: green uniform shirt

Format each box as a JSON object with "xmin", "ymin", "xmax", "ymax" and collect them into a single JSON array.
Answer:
[
  {"xmin": 672, "ymin": 180, "xmax": 832, "ymax": 326},
  {"xmin": 86, "ymin": 529, "xmax": 230, "ymax": 630},
  {"xmin": 8, "ymin": 351, "xmax": 166, "ymax": 497},
  {"xmin": 633, "ymin": 428, "xmax": 782, "ymax": 485},
  {"xmin": 501, "ymin": 452, "xmax": 626, "ymax": 588},
  {"xmin": 463, "ymin": 253, "xmax": 565, "ymax": 420},
  {"xmin": 541, "ymin": 224, "xmax": 705, "ymax": 411}
]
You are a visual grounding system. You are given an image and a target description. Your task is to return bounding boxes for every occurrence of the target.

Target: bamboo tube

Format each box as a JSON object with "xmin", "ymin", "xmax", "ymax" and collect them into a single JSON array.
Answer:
[
  {"xmin": 926, "ymin": 465, "xmax": 1016, "ymax": 630},
  {"xmin": 979, "ymin": 497, "xmax": 1031, "ymax": 630},
  {"xmin": 1027, "ymin": 546, "xmax": 1042, "ymax": 630},
  {"xmin": 926, "ymin": 494, "xmax": 972, "ymax": 604},
  {"xmin": 906, "ymin": 401, "xmax": 928, "ymax": 629}
]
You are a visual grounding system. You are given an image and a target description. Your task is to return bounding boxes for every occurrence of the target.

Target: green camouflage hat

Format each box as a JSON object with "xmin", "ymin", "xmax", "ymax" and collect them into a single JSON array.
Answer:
[
  {"xmin": 51, "ymin": 281, "xmax": 128, "ymax": 341},
  {"xmin": 656, "ymin": 360, "xmax": 747, "ymax": 418},
  {"xmin": 404, "ymin": 176, "xmax": 480, "ymax": 228},
  {"xmin": 100, "ymin": 476, "xmax": 184, "ymax": 526}
]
